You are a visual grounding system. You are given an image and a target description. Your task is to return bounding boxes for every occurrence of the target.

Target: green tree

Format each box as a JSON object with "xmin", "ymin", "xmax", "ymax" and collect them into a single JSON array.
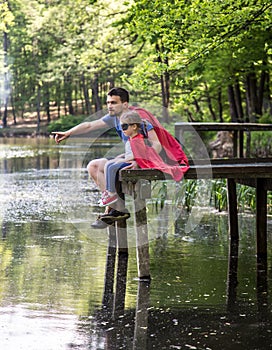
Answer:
[
  {"xmin": 118, "ymin": 0, "xmax": 272, "ymax": 122},
  {"xmin": 2, "ymin": 0, "xmax": 272, "ymax": 130}
]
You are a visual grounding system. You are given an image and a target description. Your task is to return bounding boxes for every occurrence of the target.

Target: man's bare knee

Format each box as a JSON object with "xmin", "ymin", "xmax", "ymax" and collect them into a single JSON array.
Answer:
[
  {"xmin": 87, "ymin": 158, "xmax": 107, "ymax": 188},
  {"xmin": 87, "ymin": 159, "xmax": 98, "ymax": 177},
  {"xmin": 87, "ymin": 158, "xmax": 104, "ymax": 171}
]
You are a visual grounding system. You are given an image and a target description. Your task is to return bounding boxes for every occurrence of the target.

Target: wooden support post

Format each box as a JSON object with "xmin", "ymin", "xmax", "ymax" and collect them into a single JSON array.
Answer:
[
  {"xmin": 256, "ymin": 179, "xmax": 267, "ymax": 261},
  {"xmin": 226, "ymin": 178, "xmax": 239, "ymax": 311},
  {"xmin": 133, "ymin": 281, "xmax": 150, "ymax": 350},
  {"xmin": 133, "ymin": 180, "xmax": 151, "ymax": 280},
  {"xmin": 256, "ymin": 258, "xmax": 268, "ymax": 315},
  {"xmin": 226, "ymin": 238, "xmax": 239, "ymax": 311},
  {"xmin": 256, "ymin": 180, "xmax": 268, "ymax": 314},
  {"xmin": 227, "ymin": 178, "xmax": 239, "ymax": 241},
  {"xmin": 116, "ymin": 219, "xmax": 128, "ymax": 252},
  {"xmin": 115, "ymin": 179, "xmax": 128, "ymax": 253},
  {"xmin": 112, "ymin": 218, "xmax": 128, "ymax": 317},
  {"xmin": 102, "ymin": 225, "xmax": 117, "ymax": 310},
  {"xmin": 112, "ymin": 249, "xmax": 128, "ymax": 318}
]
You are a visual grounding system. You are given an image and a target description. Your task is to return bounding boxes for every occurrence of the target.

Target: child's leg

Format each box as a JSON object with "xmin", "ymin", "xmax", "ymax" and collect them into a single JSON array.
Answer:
[
  {"xmin": 99, "ymin": 162, "xmax": 131, "ymax": 207},
  {"xmin": 105, "ymin": 161, "xmax": 131, "ymax": 193}
]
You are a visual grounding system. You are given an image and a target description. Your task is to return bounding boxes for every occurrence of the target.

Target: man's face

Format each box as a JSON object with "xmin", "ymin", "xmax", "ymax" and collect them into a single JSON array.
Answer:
[{"xmin": 106, "ymin": 95, "xmax": 128, "ymax": 116}]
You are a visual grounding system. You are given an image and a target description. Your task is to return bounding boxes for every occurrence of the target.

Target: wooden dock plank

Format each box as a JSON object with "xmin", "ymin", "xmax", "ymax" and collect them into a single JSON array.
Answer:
[{"xmin": 120, "ymin": 162, "xmax": 272, "ymax": 184}]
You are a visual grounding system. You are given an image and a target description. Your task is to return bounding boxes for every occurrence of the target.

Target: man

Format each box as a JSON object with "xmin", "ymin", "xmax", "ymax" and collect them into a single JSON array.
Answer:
[{"xmin": 53, "ymin": 87, "xmax": 162, "ymax": 228}]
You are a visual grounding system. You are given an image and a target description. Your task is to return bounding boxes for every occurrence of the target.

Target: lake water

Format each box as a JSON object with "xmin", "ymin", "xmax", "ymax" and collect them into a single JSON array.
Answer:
[{"xmin": 0, "ymin": 137, "xmax": 272, "ymax": 350}]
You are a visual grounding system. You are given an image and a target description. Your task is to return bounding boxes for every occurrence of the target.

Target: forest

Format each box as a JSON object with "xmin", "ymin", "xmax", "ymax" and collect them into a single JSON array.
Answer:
[{"xmin": 0, "ymin": 0, "xmax": 272, "ymax": 130}]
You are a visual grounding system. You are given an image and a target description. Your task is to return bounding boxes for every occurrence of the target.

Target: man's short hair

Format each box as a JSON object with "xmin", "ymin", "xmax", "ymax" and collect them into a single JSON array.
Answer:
[{"xmin": 108, "ymin": 87, "xmax": 129, "ymax": 103}]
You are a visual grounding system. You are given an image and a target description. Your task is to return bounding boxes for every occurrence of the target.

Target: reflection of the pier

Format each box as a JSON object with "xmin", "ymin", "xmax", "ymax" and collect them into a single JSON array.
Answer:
[
  {"xmin": 90, "ymin": 222, "xmax": 269, "ymax": 350},
  {"xmin": 92, "ymin": 221, "xmax": 150, "ymax": 350}
]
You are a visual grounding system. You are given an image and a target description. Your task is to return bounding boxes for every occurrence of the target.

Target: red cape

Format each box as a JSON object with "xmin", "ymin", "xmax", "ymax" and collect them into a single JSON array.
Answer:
[
  {"xmin": 129, "ymin": 106, "xmax": 189, "ymax": 168},
  {"xmin": 130, "ymin": 134, "xmax": 189, "ymax": 182}
]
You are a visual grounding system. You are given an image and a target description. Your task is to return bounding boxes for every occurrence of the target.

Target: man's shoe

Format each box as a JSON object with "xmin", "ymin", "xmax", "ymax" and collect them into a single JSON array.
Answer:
[
  {"xmin": 100, "ymin": 209, "xmax": 130, "ymax": 224},
  {"xmin": 91, "ymin": 218, "xmax": 109, "ymax": 229}
]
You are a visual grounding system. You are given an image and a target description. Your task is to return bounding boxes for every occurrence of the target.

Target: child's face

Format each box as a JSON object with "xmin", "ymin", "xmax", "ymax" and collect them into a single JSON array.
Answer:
[{"xmin": 121, "ymin": 122, "xmax": 138, "ymax": 137}]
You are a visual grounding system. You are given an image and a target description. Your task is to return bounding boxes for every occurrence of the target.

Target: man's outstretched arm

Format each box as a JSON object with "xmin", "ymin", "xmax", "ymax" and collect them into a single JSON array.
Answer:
[{"xmin": 52, "ymin": 119, "xmax": 107, "ymax": 144}]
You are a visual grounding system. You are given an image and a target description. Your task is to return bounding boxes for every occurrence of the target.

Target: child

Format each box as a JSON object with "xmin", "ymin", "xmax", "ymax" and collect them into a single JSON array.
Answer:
[
  {"xmin": 100, "ymin": 111, "xmax": 146, "ymax": 206},
  {"xmin": 100, "ymin": 109, "xmax": 188, "ymax": 207}
]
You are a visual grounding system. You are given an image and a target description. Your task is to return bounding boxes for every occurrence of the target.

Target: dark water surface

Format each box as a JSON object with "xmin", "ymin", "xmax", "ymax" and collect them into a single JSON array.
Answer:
[{"xmin": 0, "ymin": 138, "xmax": 272, "ymax": 350}]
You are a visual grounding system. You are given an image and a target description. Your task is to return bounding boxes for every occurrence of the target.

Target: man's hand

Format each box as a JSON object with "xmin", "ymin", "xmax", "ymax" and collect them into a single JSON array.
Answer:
[{"xmin": 51, "ymin": 131, "xmax": 70, "ymax": 144}]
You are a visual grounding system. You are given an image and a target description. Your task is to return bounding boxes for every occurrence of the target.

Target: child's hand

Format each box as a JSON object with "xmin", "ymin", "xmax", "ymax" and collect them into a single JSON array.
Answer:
[{"xmin": 122, "ymin": 161, "xmax": 138, "ymax": 170}]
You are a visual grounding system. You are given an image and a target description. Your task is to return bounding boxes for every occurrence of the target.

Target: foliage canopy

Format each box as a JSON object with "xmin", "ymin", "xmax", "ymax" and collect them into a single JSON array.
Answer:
[{"xmin": 0, "ymin": 0, "xmax": 272, "ymax": 127}]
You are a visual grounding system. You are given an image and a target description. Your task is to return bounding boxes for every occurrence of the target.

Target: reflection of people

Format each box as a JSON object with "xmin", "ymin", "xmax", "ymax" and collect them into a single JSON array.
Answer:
[{"xmin": 53, "ymin": 87, "xmax": 189, "ymax": 228}]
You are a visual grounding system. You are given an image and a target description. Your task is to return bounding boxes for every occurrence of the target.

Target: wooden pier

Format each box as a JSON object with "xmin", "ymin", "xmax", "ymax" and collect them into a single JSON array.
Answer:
[
  {"xmin": 113, "ymin": 123, "xmax": 272, "ymax": 280},
  {"xmin": 119, "ymin": 159, "xmax": 272, "ymax": 278}
]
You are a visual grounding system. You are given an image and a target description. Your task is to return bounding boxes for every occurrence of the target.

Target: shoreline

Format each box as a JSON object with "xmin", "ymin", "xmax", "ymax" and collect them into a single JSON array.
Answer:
[{"xmin": 0, "ymin": 124, "xmax": 50, "ymax": 138}]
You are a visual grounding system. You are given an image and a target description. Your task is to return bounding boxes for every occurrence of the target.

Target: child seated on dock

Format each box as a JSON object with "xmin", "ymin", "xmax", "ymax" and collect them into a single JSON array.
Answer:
[
  {"xmin": 100, "ymin": 110, "xmax": 187, "ymax": 207},
  {"xmin": 100, "ymin": 111, "xmax": 147, "ymax": 206}
]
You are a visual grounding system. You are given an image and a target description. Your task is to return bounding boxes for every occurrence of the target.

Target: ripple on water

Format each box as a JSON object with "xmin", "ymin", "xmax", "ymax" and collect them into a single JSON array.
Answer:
[{"xmin": 0, "ymin": 304, "xmax": 91, "ymax": 350}]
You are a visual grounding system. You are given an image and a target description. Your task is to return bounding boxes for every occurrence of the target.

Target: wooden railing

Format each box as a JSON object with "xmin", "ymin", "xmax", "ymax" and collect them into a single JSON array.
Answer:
[{"xmin": 175, "ymin": 122, "xmax": 272, "ymax": 158}]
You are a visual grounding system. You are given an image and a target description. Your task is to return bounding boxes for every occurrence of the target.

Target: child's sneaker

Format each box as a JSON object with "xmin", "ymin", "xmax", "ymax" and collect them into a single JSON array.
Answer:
[{"xmin": 100, "ymin": 191, "xmax": 118, "ymax": 206}]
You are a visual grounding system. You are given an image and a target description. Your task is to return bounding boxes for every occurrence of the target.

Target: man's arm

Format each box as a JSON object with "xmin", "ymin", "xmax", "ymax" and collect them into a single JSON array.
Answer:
[
  {"xmin": 52, "ymin": 118, "xmax": 107, "ymax": 144},
  {"xmin": 147, "ymin": 129, "xmax": 162, "ymax": 154}
]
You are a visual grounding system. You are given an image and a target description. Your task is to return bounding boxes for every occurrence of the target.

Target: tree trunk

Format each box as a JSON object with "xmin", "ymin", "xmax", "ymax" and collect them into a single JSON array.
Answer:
[
  {"xmin": 192, "ymin": 97, "xmax": 203, "ymax": 120},
  {"xmin": 82, "ymin": 73, "xmax": 91, "ymax": 114},
  {"xmin": 91, "ymin": 75, "xmax": 102, "ymax": 112},
  {"xmin": 74, "ymin": 82, "xmax": 78, "ymax": 114},
  {"xmin": 64, "ymin": 75, "xmax": 74, "ymax": 115},
  {"xmin": 160, "ymin": 71, "xmax": 170, "ymax": 123},
  {"xmin": 44, "ymin": 84, "xmax": 51, "ymax": 122},
  {"xmin": 2, "ymin": 32, "xmax": 9, "ymax": 128},
  {"xmin": 11, "ymin": 93, "xmax": 17, "ymax": 125},
  {"xmin": 204, "ymin": 82, "xmax": 216, "ymax": 121},
  {"xmin": 56, "ymin": 82, "xmax": 61, "ymax": 118},
  {"xmin": 245, "ymin": 71, "xmax": 259, "ymax": 122},
  {"xmin": 234, "ymin": 80, "xmax": 244, "ymax": 122},
  {"xmin": 258, "ymin": 59, "xmax": 268, "ymax": 116},
  {"xmin": 185, "ymin": 108, "xmax": 194, "ymax": 122},
  {"xmin": 227, "ymin": 85, "xmax": 238, "ymax": 122},
  {"xmin": 36, "ymin": 84, "xmax": 41, "ymax": 134},
  {"xmin": 217, "ymin": 87, "xmax": 224, "ymax": 122},
  {"xmin": 156, "ymin": 43, "xmax": 170, "ymax": 123}
]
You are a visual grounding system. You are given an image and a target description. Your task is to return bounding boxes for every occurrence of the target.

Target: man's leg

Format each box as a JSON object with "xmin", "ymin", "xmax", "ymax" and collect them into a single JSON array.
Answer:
[
  {"xmin": 88, "ymin": 158, "xmax": 130, "ymax": 228},
  {"xmin": 87, "ymin": 158, "xmax": 107, "ymax": 191},
  {"xmin": 87, "ymin": 158, "xmax": 112, "ymax": 224}
]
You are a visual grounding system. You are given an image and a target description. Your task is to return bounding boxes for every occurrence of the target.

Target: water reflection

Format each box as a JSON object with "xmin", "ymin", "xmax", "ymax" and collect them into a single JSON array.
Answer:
[
  {"xmin": 226, "ymin": 238, "xmax": 239, "ymax": 311},
  {"xmin": 94, "ymin": 225, "xmax": 150, "ymax": 350},
  {"xmin": 0, "ymin": 138, "xmax": 272, "ymax": 349},
  {"xmin": 78, "ymin": 219, "xmax": 272, "ymax": 350}
]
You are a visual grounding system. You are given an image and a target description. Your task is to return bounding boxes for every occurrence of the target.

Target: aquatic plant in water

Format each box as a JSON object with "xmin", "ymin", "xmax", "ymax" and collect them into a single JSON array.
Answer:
[{"xmin": 151, "ymin": 179, "xmax": 272, "ymax": 215}]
